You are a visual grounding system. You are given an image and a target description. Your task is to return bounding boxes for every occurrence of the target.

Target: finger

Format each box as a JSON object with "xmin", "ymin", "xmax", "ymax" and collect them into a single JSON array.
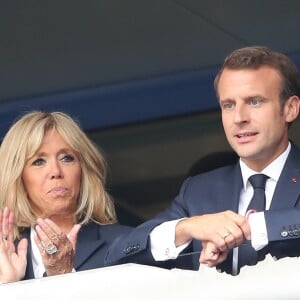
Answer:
[
  {"xmin": 212, "ymin": 233, "xmax": 229, "ymax": 252},
  {"xmin": 0, "ymin": 210, "xmax": 3, "ymax": 233},
  {"xmin": 222, "ymin": 226, "xmax": 244, "ymax": 248},
  {"xmin": 200, "ymin": 251, "xmax": 211, "ymax": 264},
  {"xmin": 212, "ymin": 216, "xmax": 248, "ymax": 251},
  {"xmin": 7, "ymin": 210, "xmax": 15, "ymax": 243},
  {"xmin": 200, "ymin": 246, "xmax": 219, "ymax": 263},
  {"xmin": 34, "ymin": 225, "xmax": 55, "ymax": 256},
  {"xmin": 222, "ymin": 232, "xmax": 237, "ymax": 249},
  {"xmin": 200, "ymin": 250, "xmax": 228, "ymax": 267},
  {"xmin": 208, "ymin": 252, "xmax": 228, "ymax": 267},
  {"xmin": 216, "ymin": 251, "xmax": 228, "ymax": 264},
  {"xmin": 17, "ymin": 238, "xmax": 28, "ymax": 260},
  {"xmin": 36, "ymin": 218, "xmax": 59, "ymax": 240},
  {"xmin": 44, "ymin": 219, "xmax": 62, "ymax": 233},
  {"xmin": 33, "ymin": 231, "xmax": 46, "ymax": 255},
  {"xmin": 68, "ymin": 224, "xmax": 81, "ymax": 251},
  {"xmin": 2, "ymin": 207, "xmax": 10, "ymax": 237},
  {"xmin": 200, "ymin": 253, "xmax": 219, "ymax": 267},
  {"xmin": 230, "ymin": 212, "xmax": 251, "ymax": 240}
]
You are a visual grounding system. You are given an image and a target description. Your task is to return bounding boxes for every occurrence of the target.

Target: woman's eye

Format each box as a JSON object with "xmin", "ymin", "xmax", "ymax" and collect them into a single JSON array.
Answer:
[
  {"xmin": 32, "ymin": 158, "xmax": 45, "ymax": 166},
  {"xmin": 61, "ymin": 154, "xmax": 75, "ymax": 162}
]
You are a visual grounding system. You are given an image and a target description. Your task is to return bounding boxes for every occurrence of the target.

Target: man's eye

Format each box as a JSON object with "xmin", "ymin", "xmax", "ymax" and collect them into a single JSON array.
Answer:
[
  {"xmin": 61, "ymin": 154, "xmax": 75, "ymax": 162},
  {"xmin": 223, "ymin": 102, "xmax": 234, "ymax": 110},
  {"xmin": 32, "ymin": 158, "xmax": 45, "ymax": 166},
  {"xmin": 250, "ymin": 98, "xmax": 262, "ymax": 106}
]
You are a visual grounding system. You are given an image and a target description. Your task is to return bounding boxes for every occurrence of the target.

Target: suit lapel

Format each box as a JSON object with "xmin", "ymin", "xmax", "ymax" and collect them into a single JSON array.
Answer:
[
  {"xmin": 74, "ymin": 222, "xmax": 105, "ymax": 269},
  {"xmin": 217, "ymin": 163, "xmax": 243, "ymax": 213},
  {"xmin": 270, "ymin": 144, "xmax": 300, "ymax": 210}
]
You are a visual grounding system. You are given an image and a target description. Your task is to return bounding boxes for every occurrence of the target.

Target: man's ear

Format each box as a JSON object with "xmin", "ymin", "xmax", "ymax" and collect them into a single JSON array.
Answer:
[{"xmin": 284, "ymin": 96, "xmax": 300, "ymax": 123}]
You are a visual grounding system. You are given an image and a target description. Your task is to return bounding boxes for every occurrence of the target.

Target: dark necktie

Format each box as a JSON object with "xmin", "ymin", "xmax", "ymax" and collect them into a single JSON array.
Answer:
[
  {"xmin": 237, "ymin": 174, "xmax": 269, "ymax": 272},
  {"xmin": 247, "ymin": 174, "xmax": 269, "ymax": 212}
]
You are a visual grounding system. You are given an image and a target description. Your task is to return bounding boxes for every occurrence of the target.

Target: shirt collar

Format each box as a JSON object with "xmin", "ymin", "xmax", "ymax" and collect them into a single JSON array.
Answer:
[{"xmin": 239, "ymin": 142, "xmax": 291, "ymax": 191}]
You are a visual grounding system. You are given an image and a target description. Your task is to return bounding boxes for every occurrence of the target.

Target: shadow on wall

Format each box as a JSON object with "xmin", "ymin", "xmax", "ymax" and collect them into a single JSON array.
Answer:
[
  {"xmin": 185, "ymin": 150, "xmax": 239, "ymax": 178},
  {"xmin": 114, "ymin": 150, "xmax": 239, "ymax": 227}
]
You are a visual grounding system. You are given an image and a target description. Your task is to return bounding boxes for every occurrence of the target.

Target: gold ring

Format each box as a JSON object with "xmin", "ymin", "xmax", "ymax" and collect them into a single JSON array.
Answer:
[{"xmin": 222, "ymin": 231, "xmax": 231, "ymax": 240}]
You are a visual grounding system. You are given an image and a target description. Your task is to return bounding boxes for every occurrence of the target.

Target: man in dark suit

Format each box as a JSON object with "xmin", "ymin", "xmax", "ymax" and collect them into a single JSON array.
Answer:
[{"xmin": 105, "ymin": 46, "xmax": 300, "ymax": 275}]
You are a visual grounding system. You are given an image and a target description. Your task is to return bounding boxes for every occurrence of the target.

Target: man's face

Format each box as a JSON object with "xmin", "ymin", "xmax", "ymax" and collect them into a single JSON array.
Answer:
[{"xmin": 218, "ymin": 66, "xmax": 299, "ymax": 171}]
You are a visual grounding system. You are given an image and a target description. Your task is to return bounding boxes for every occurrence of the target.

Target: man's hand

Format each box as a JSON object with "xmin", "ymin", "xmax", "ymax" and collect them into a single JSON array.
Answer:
[
  {"xmin": 175, "ymin": 210, "xmax": 250, "ymax": 253},
  {"xmin": 200, "ymin": 241, "xmax": 228, "ymax": 267}
]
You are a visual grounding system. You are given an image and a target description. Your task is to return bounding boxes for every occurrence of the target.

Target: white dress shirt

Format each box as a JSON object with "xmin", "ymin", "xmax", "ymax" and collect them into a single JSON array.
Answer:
[
  {"xmin": 150, "ymin": 143, "xmax": 291, "ymax": 274},
  {"xmin": 31, "ymin": 228, "xmax": 46, "ymax": 278}
]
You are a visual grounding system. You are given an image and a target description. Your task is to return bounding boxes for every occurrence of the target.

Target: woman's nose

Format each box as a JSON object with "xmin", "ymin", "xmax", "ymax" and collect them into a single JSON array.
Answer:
[{"xmin": 49, "ymin": 161, "xmax": 63, "ymax": 179}]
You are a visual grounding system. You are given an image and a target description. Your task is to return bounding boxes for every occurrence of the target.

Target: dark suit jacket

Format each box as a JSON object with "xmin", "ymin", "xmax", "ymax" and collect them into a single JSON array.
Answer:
[
  {"xmin": 105, "ymin": 143, "xmax": 300, "ymax": 274},
  {"xmin": 20, "ymin": 221, "xmax": 132, "ymax": 280}
]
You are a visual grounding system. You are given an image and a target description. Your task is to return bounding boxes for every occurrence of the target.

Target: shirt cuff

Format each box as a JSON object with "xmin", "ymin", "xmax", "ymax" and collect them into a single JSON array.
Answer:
[
  {"xmin": 248, "ymin": 212, "xmax": 268, "ymax": 250},
  {"xmin": 150, "ymin": 219, "xmax": 190, "ymax": 261}
]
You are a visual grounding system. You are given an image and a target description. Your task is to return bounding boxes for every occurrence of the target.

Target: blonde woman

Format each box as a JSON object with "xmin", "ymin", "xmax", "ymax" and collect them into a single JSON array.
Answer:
[{"xmin": 0, "ymin": 111, "xmax": 131, "ymax": 282}]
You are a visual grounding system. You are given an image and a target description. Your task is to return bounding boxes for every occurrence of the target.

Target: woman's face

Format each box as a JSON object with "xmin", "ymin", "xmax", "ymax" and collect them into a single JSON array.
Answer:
[{"xmin": 22, "ymin": 129, "xmax": 82, "ymax": 218}]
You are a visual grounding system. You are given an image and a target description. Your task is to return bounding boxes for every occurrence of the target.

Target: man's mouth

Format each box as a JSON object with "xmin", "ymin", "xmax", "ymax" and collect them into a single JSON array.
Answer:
[{"xmin": 236, "ymin": 132, "xmax": 257, "ymax": 138}]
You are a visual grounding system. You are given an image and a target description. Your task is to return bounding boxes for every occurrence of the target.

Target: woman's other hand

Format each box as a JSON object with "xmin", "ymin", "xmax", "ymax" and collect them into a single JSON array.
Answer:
[{"xmin": 34, "ymin": 218, "xmax": 81, "ymax": 276}]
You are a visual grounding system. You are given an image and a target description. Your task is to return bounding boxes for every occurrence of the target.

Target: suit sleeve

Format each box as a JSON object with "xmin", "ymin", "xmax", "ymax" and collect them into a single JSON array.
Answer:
[
  {"xmin": 265, "ymin": 208, "xmax": 300, "ymax": 241},
  {"xmin": 105, "ymin": 178, "xmax": 193, "ymax": 267}
]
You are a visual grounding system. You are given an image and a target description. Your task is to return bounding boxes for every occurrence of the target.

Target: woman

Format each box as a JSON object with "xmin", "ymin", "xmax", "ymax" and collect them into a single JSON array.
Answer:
[{"xmin": 0, "ymin": 111, "xmax": 132, "ymax": 283}]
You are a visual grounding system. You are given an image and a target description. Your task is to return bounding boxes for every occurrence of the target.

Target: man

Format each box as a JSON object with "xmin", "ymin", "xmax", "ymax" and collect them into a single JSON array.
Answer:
[{"xmin": 106, "ymin": 46, "xmax": 300, "ymax": 275}]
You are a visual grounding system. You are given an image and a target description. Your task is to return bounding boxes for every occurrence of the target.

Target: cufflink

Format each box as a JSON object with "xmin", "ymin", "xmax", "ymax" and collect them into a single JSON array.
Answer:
[{"xmin": 164, "ymin": 248, "xmax": 170, "ymax": 256}]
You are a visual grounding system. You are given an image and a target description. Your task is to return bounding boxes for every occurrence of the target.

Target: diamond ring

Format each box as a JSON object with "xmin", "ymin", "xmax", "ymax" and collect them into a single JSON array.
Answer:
[{"xmin": 45, "ymin": 243, "xmax": 58, "ymax": 255}]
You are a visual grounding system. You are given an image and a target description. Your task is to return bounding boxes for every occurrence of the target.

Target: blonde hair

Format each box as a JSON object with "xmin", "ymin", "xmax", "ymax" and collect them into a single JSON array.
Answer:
[{"xmin": 0, "ymin": 111, "xmax": 116, "ymax": 237}]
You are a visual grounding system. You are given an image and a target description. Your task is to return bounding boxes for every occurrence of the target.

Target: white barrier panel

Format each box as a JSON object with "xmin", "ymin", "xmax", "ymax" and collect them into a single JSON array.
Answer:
[{"xmin": 1, "ymin": 255, "xmax": 299, "ymax": 299}]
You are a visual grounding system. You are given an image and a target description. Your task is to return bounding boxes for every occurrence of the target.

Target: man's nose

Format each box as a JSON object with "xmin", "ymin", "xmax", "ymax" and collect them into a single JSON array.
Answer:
[{"xmin": 233, "ymin": 104, "xmax": 249, "ymax": 124}]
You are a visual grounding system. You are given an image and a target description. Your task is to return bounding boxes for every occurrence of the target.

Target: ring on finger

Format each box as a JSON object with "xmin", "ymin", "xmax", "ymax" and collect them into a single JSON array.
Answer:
[
  {"xmin": 50, "ymin": 234, "xmax": 58, "ymax": 240},
  {"xmin": 45, "ymin": 243, "xmax": 58, "ymax": 255},
  {"xmin": 222, "ymin": 231, "xmax": 232, "ymax": 240}
]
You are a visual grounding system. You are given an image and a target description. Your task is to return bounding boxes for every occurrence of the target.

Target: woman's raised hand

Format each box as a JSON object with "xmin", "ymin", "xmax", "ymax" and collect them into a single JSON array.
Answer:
[
  {"xmin": 34, "ymin": 218, "xmax": 81, "ymax": 276},
  {"xmin": 0, "ymin": 207, "xmax": 28, "ymax": 283}
]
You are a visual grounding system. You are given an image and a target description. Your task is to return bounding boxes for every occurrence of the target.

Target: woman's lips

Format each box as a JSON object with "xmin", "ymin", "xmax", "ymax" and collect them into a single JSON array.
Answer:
[{"xmin": 48, "ymin": 187, "xmax": 68, "ymax": 196}]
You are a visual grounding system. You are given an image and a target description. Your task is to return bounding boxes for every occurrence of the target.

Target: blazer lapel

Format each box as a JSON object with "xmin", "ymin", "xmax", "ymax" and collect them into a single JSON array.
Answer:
[
  {"xmin": 270, "ymin": 144, "xmax": 300, "ymax": 210},
  {"xmin": 74, "ymin": 222, "xmax": 105, "ymax": 269},
  {"xmin": 217, "ymin": 163, "xmax": 243, "ymax": 213}
]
